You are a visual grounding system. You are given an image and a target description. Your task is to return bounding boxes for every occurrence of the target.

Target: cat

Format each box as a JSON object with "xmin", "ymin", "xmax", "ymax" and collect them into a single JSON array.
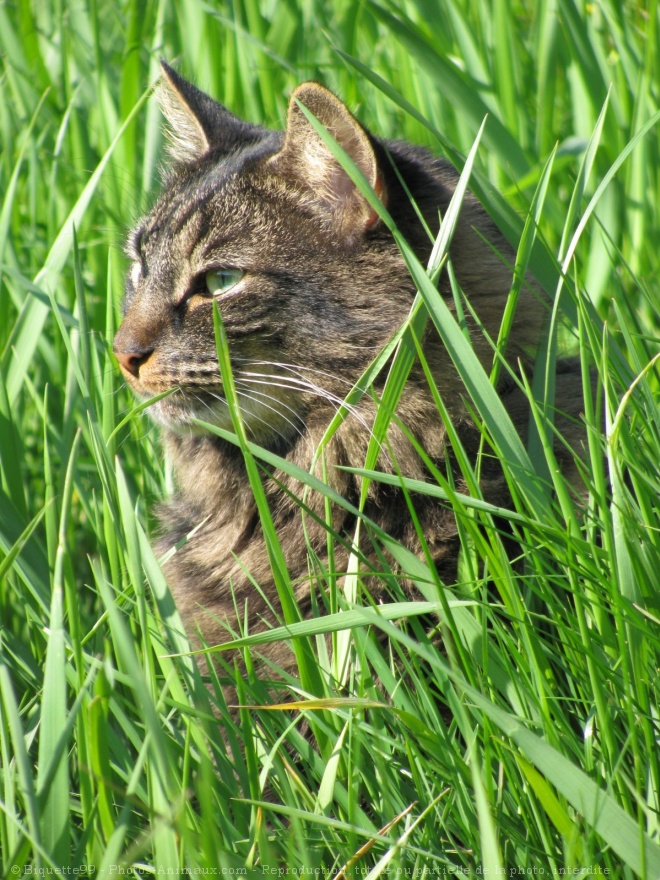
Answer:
[{"xmin": 113, "ymin": 62, "xmax": 584, "ymax": 682}]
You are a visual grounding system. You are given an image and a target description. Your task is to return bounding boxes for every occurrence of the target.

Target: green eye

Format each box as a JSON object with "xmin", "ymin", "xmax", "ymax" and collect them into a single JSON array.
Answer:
[{"xmin": 205, "ymin": 267, "xmax": 244, "ymax": 295}]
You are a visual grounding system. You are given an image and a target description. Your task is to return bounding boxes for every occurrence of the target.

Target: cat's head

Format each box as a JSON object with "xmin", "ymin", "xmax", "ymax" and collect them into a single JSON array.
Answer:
[{"xmin": 114, "ymin": 63, "xmax": 408, "ymax": 444}]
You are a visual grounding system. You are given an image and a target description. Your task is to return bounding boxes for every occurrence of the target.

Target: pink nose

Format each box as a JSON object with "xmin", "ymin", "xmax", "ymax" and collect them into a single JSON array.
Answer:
[{"xmin": 113, "ymin": 345, "xmax": 153, "ymax": 378}]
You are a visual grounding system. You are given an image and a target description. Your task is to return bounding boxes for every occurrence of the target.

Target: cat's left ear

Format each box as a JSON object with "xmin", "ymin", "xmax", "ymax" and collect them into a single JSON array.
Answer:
[
  {"xmin": 275, "ymin": 83, "xmax": 386, "ymax": 239},
  {"xmin": 158, "ymin": 61, "xmax": 265, "ymax": 163}
]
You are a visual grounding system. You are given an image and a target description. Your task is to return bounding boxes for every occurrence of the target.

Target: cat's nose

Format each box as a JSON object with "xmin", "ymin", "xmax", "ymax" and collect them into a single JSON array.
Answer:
[{"xmin": 113, "ymin": 344, "xmax": 154, "ymax": 378}]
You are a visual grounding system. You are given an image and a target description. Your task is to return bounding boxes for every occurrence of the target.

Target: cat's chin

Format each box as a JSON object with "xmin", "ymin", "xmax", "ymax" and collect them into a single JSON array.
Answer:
[
  {"xmin": 144, "ymin": 394, "xmax": 301, "ymax": 449},
  {"xmin": 142, "ymin": 395, "xmax": 233, "ymax": 436}
]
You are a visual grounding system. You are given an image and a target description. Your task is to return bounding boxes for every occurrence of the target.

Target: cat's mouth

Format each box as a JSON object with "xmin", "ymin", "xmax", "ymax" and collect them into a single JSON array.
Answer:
[
  {"xmin": 120, "ymin": 354, "xmax": 352, "ymax": 446},
  {"xmin": 114, "ymin": 350, "xmax": 231, "ymax": 431}
]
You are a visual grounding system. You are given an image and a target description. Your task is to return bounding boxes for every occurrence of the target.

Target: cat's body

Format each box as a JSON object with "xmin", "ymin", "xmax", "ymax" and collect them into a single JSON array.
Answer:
[{"xmin": 114, "ymin": 64, "xmax": 583, "ymax": 672}]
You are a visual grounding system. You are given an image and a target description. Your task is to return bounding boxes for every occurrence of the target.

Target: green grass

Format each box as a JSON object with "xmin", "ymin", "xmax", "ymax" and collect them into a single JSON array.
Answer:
[{"xmin": 1, "ymin": 0, "xmax": 660, "ymax": 874}]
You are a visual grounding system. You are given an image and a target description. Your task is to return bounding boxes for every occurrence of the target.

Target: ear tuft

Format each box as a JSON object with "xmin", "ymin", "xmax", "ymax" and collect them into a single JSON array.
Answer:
[
  {"xmin": 276, "ymin": 83, "xmax": 385, "ymax": 238},
  {"xmin": 158, "ymin": 61, "xmax": 267, "ymax": 164}
]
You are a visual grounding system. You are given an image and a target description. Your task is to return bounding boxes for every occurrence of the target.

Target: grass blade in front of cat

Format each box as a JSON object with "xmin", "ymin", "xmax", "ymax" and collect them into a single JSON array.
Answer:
[
  {"xmin": 211, "ymin": 302, "xmax": 325, "ymax": 703},
  {"xmin": 185, "ymin": 421, "xmax": 547, "ymax": 726},
  {"xmin": 293, "ymin": 100, "xmax": 522, "ymax": 509},
  {"xmin": 298, "ymin": 96, "xmax": 551, "ymax": 518}
]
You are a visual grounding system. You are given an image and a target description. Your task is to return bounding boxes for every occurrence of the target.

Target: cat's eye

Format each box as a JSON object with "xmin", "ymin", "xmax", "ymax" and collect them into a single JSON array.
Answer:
[{"xmin": 205, "ymin": 267, "xmax": 244, "ymax": 296}]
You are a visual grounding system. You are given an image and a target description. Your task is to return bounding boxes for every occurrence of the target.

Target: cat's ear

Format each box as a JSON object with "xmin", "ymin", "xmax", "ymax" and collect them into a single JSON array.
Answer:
[
  {"xmin": 276, "ymin": 83, "xmax": 386, "ymax": 238},
  {"xmin": 158, "ymin": 61, "xmax": 264, "ymax": 163}
]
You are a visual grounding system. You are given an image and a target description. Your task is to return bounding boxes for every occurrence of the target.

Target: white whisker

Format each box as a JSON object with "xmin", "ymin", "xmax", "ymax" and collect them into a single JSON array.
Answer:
[
  {"xmin": 192, "ymin": 391, "xmax": 221, "ymax": 417},
  {"xmin": 233, "ymin": 383, "xmax": 309, "ymax": 444},
  {"xmin": 203, "ymin": 389, "xmax": 297, "ymax": 449},
  {"xmin": 234, "ymin": 381, "xmax": 306, "ymax": 424},
  {"xmin": 237, "ymin": 372, "xmax": 368, "ymax": 429},
  {"xmin": 238, "ymin": 359, "xmax": 357, "ymax": 390},
  {"xmin": 235, "ymin": 375, "xmax": 388, "ymax": 463}
]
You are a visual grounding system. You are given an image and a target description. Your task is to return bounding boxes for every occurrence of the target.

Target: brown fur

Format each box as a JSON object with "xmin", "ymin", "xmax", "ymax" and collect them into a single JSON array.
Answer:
[{"xmin": 114, "ymin": 64, "xmax": 584, "ymax": 678}]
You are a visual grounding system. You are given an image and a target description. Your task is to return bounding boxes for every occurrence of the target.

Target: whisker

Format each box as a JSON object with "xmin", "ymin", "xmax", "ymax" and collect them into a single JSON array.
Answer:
[
  {"xmin": 237, "ymin": 373, "xmax": 366, "ymax": 426},
  {"xmin": 189, "ymin": 390, "xmax": 228, "ymax": 427},
  {"xmin": 236, "ymin": 375, "xmax": 386, "ymax": 460},
  {"xmin": 234, "ymin": 383, "xmax": 309, "ymax": 435},
  {"xmin": 190, "ymin": 390, "xmax": 260, "ymax": 441},
  {"xmin": 233, "ymin": 379, "xmax": 306, "ymax": 419},
  {"xmin": 203, "ymin": 389, "xmax": 294, "ymax": 449},
  {"xmin": 239, "ymin": 359, "xmax": 357, "ymax": 390},
  {"xmin": 232, "ymin": 384, "xmax": 309, "ymax": 444}
]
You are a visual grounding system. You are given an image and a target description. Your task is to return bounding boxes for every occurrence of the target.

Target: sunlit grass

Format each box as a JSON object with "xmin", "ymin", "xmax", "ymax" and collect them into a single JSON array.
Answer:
[{"xmin": 1, "ymin": 0, "xmax": 659, "ymax": 874}]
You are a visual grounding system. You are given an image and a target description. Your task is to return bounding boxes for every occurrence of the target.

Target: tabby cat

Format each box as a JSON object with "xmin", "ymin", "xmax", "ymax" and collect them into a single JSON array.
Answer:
[{"xmin": 114, "ymin": 63, "xmax": 582, "ymax": 675}]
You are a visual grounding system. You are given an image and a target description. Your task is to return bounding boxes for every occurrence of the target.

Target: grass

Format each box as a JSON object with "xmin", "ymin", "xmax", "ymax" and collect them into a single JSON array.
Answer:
[{"xmin": 1, "ymin": 0, "xmax": 659, "ymax": 874}]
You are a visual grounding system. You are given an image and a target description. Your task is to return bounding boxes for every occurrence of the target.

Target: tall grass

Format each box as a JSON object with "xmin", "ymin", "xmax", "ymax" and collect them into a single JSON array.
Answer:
[{"xmin": 1, "ymin": 0, "xmax": 659, "ymax": 874}]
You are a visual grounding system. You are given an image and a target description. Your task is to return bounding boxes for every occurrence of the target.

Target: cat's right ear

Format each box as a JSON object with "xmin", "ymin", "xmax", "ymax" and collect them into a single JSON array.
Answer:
[{"xmin": 158, "ymin": 61, "xmax": 265, "ymax": 163}]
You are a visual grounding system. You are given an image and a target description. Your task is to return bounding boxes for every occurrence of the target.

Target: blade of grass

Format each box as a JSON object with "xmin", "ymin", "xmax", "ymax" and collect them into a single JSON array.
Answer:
[
  {"xmin": 6, "ymin": 87, "xmax": 150, "ymax": 404},
  {"xmin": 212, "ymin": 304, "xmax": 325, "ymax": 703},
  {"xmin": 36, "ymin": 429, "xmax": 81, "ymax": 865}
]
